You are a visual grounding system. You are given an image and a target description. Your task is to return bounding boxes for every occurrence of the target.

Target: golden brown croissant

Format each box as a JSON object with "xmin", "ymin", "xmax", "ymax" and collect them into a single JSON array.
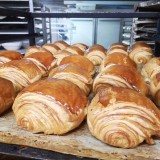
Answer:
[
  {"xmin": 0, "ymin": 59, "xmax": 43, "ymax": 92},
  {"xmin": 12, "ymin": 78, "xmax": 87, "ymax": 134},
  {"xmin": 25, "ymin": 46, "xmax": 47, "ymax": 57},
  {"xmin": 64, "ymin": 46, "xmax": 84, "ymax": 56},
  {"xmin": 49, "ymin": 63, "xmax": 93, "ymax": 95},
  {"xmin": 25, "ymin": 51, "xmax": 57, "ymax": 75},
  {"xmin": 42, "ymin": 43, "xmax": 61, "ymax": 55},
  {"xmin": 93, "ymin": 64, "xmax": 148, "ymax": 95},
  {"xmin": 54, "ymin": 50, "xmax": 72, "ymax": 65},
  {"xmin": 109, "ymin": 43, "xmax": 128, "ymax": 51},
  {"xmin": 72, "ymin": 43, "xmax": 88, "ymax": 52},
  {"xmin": 87, "ymin": 87, "xmax": 160, "ymax": 148},
  {"xmin": 0, "ymin": 50, "xmax": 22, "ymax": 64},
  {"xmin": 107, "ymin": 47, "xmax": 128, "ymax": 56},
  {"xmin": 129, "ymin": 41, "xmax": 153, "ymax": 65},
  {"xmin": 54, "ymin": 40, "xmax": 69, "ymax": 50},
  {"xmin": 59, "ymin": 55, "xmax": 95, "ymax": 76},
  {"xmin": 85, "ymin": 44, "xmax": 107, "ymax": 66},
  {"xmin": 99, "ymin": 52, "xmax": 137, "ymax": 72},
  {"xmin": 0, "ymin": 77, "xmax": 16, "ymax": 114},
  {"xmin": 141, "ymin": 57, "xmax": 160, "ymax": 85}
]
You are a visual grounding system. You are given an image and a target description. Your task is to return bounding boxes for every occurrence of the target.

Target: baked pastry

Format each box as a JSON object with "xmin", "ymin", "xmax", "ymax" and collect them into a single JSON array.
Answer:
[
  {"xmin": 12, "ymin": 78, "xmax": 87, "ymax": 134},
  {"xmin": 49, "ymin": 64, "xmax": 93, "ymax": 95},
  {"xmin": 0, "ymin": 77, "xmax": 16, "ymax": 114},
  {"xmin": 99, "ymin": 52, "xmax": 137, "ymax": 72},
  {"xmin": 25, "ymin": 46, "xmax": 47, "ymax": 57},
  {"xmin": 129, "ymin": 41, "xmax": 153, "ymax": 65},
  {"xmin": 54, "ymin": 40, "xmax": 69, "ymax": 50},
  {"xmin": 54, "ymin": 50, "xmax": 72, "ymax": 65},
  {"xmin": 42, "ymin": 43, "xmax": 61, "ymax": 55},
  {"xmin": 72, "ymin": 43, "xmax": 88, "ymax": 52},
  {"xmin": 141, "ymin": 57, "xmax": 160, "ymax": 85},
  {"xmin": 25, "ymin": 51, "xmax": 57, "ymax": 75},
  {"xmin": 0, "ymin": 59, "xmax": 43, "ymax": 92},
  {"xmin": 64, "ymin": 46, "xmax": 84, "ymax": 56},
  {"xmin": 109, "ymin": 43, "xmax": 128, "ymax": 51},
  {"xmin": 87, "ymin": 87, "xmax": 160, "ymax": 148},
  {"xmin": 107, "ymin": 47, "xmax": 128, "ymax": 56},
  {"xmin": 85, "ymin": 44, "xmax": 107, "ymax": 66},
  {"xmin": 60, "ymin": 55, "xmax": 95, "ymax": 76},
  {"xmin": 0, "ymin": 50, "xmax": 22, "ymax": 64},
  {"xmin": 93, "ymin": 64, "xmax": 148, "ymax": 95}
]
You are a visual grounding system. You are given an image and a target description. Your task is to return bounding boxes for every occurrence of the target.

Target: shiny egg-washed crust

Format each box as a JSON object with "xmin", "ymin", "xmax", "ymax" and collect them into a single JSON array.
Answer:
[
  {"xmin": 129, "ymin": 41, "xmax": 153, "ymax": 65},
  {"xmin": 109, "ymin": 43, "xmax": 128, "ymax": 51},
  {"xmin": 25, "ymin": 46, "xmax": 47, "ymax": 57},
  {"xmin": 85, "ymin": 44, "xmax": 107, "ymax": 66},
  {"xmin": 72, "ymin": 43, "xmax": 88, "ymax": 52},
  {"xmin": 99, "ymin": 52, "xmax": 137, "ymax": 72},
  {"xmin": 64, "ymin": 46, "xmax": 84, "ymax": 56},
  {"xmin": 49, "ymin": 63, "xmax": 93, "ymax": 95},
  {"xmin": 0, "ymin": 77, "xmax": 16, "ymax": 114},
  {"xmin": 54, "ymin": 41, "xmax": 69, "ymax": 50},
  {"xmin": 13, "ymin": 78, "xmax": 87, "ymax": 134},
  {"xmin": 87, "ymin": 87, "xmax": 160, "ymax": 148},
  {"xmin": 93, "ymin": 64, "xmax": 148, "ymax": 95},
  {"xmin": 60, "ymin": 55, "xmax": 95, "ymax": 76},
  {"xmin": 42, "ymin": 43, "xmax": 61, "ymax": 55},
  {"xmin": 0, "ymin": 59, "xmax": 43, "ymax": 92},
  {"xmin": 0, "ymin": 50, "xmax": 22, "ymax": 64},
  {"xmin": 25, "ymin": 51, "xmax": 57, "ymax": 71}
]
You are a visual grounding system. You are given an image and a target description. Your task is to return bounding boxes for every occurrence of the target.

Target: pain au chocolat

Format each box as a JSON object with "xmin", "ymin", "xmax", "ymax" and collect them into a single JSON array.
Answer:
[
  {"xmin": 87, "ymin": 87, "xmax": 160, "ymax": 148},
  {"xmin": 12, "ymin": 78, "xmax": 87, "ymax": 135}
]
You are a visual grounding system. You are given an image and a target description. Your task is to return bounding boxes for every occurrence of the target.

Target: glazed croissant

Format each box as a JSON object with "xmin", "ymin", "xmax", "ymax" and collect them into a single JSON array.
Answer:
[
  {"xmin": 85, "ymin": 44, "xmax": 107, "ymax": 66},
  {"xmin": 72, "ymin": 43, "xmax": 88, "ymax": 52},
  {"xmin": 99, "ymin": 52, "xmax": 137, "ymax": 73},
  {"xmin": 109, "ymin": 43, "xmax": 128, "ymax": 51},
  {"xmin": 25, "ymin": 51, "xmax": 57, "ymax": 75},
  {"xmin": 87, "ymin": 87, "xmax": 160, "ymax": 148},
  {"xmin": 107, "ymin": 47, "xmax": 128, "ymax": 56},
  {"xmin": 129, "ymin": 41, "xmax": 153, "ymax": 65},
  {"xmin": 25, "ymin": 46, "xmax": 47, "ymax": 57},
  {"xmin": 53, "ymin": 40, "xmax": 69, "ymax": 50},
  {"xmin": 49, "ymin": 63, "xmax": 93, "ymax": 95},
  {"xmin": 12, "ymin": 78, "xmax": 87, "ymax": 134},
  {"xmin": 64, "ymin": 46, "xmax": 84, "ymax": 56},
  {"xmin": 0, "ymin": 77, "xmax": 16, "ymax": 114},
  {"xmin": 60, "ymin": 55, "xmax": 95, "ymax": 76},
  {"xmin": 0, "ymin": 59, "xmax": 43, "ymax": 92},
  {"xmin": 93, "ymin": 64, "xmax": 148, "ymax": 95},
  {"xmin": 42, "ymin": 43, "xmax": 61, "ymax": 55},
  {"xmin": 0, "ymin": 50, "xmax": 22, "ymax": 64}
]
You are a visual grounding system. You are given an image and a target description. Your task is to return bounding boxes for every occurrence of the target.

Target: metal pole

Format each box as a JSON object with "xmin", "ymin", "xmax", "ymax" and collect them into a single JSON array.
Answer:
[
  {"xmin": 28, "ymin": 18, "xmax": 36, "ymax": 46},
  {"xmin": 93, "ymin": 18, "xmax": 98, "ymax": 45},
  {"xmin": 154, "ymin": 18, "xmax": 160, "ymax": 57}
]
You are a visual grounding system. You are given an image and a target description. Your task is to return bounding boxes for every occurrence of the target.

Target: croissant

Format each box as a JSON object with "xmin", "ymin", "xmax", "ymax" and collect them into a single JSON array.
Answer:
[
  {"xmin": 25, "ymin": 51, "xmax": 57, "ymax": 75},
  {"xmin": 42, "ymin": 43, "xmax": 61, "ymax": 55},
  {"xmin": 0, "ymin": 59, "xmax": 43, "ymax": 92},
  {"xmin": 109, "ymin": 43, "xmax": 128, "ymax": 51},
  {"xmin": 49, "ymin": 63, "xmax": 93, "ymax": 95},
  {"xmin": 107, "ymin": 48, "xmax": 128, "ymax": 56},
  {"xmin": 87, "ymin": 87, "xmax": 160, "ymax": 148},
  {"xmin": 54, "ymin": 50, "xmax": 72, "ymax": 65},
  {"xmin": 64, "ymin": 46, "xmax": 84, "ymax": 56},
  {"xmin": 141, "ymin": 57, "xmax": 160, "ymax": 85},
  {"xmin": 0, "ymin": 77, "xmax": 16, "ymax": 114},
  {"xmin": 72, "ymin": 43, "xmax": 88, "ymax": 52},
  {"xmin": 93, "ymin": 64, "xmax": 148, "ymax": 95},
  {"xmin": 129, "ymin": 41, "xmax": 153, "ymax": 65},
  {"xmin": 54, "ymin": 40, "xmax": 69, "ymax": 50},
  {"xmin": 99, "ymin": 52, "xmax": 137, "ymax": 72},
  {"xmin": 12, "ymin": 78, "xmax": 87, "ymax": 134},
  {"xmin": 85, "ymin": 44, "xmax": 107, "ymax": 66},
  {"xmin": 0, "ymin": 50, "xmax": 22, "ymax": 64},
  {"xmin": 25, "ymin": 46, "xmax": 47, "ymax": 57},
  {"xmin": 59, "ymin": 55, "xmax": 95, "ymax": 76}
]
